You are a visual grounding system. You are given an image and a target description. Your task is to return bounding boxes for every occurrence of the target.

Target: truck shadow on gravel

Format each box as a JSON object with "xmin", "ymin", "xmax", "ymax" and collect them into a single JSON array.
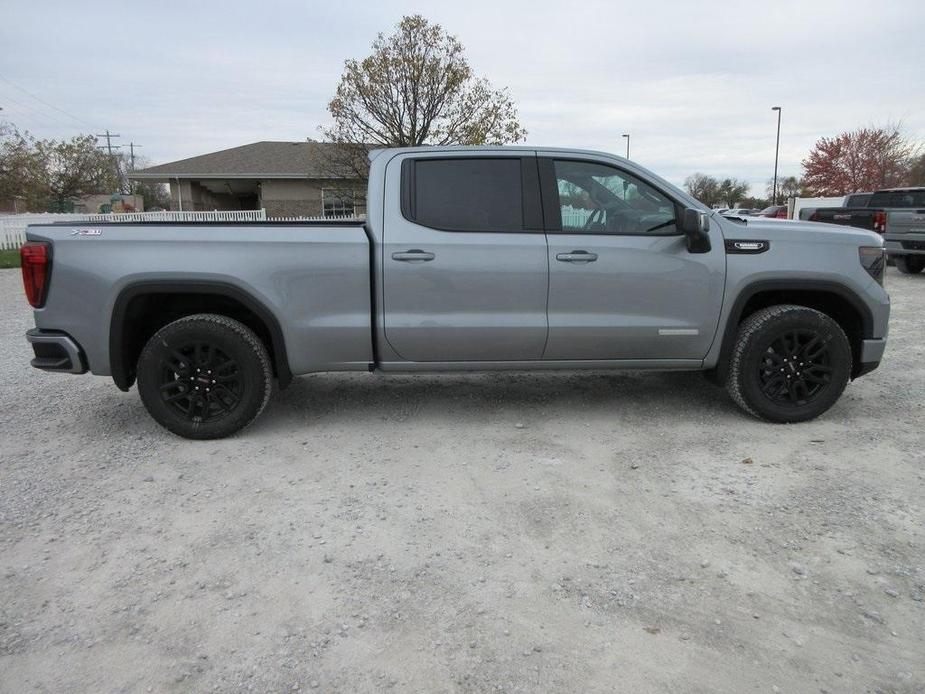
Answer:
[{"xmin": 257, "ymin": 369, "xmax": 737, "ymax": 431}]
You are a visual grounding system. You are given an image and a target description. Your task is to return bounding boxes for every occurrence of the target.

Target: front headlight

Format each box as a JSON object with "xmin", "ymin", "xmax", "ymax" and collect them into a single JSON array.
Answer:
[{"xmin": 859, "ymin": 246, "xmax": 886, "ymax": 285}]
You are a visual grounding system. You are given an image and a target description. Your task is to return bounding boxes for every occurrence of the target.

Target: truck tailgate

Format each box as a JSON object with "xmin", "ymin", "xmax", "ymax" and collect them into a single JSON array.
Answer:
[{"xmin": 886, "ymin": 209, "xmax": 925, "ymax": 235}]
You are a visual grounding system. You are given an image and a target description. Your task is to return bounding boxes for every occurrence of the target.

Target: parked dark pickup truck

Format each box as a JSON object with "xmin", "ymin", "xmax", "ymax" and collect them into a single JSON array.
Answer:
[
  {"xmin": 809, "ymin": 195, "xmax": 885, "ymax": 234},
  {"xmin": 811, "ymin": 187, "xmax": 925, "ymax": 274}
]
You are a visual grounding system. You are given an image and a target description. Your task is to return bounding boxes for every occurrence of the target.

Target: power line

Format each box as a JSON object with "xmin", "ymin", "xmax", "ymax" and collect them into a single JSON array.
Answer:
[
  {"xmin": 0, "ymin": 91, "xmax": 78, "ymax": 129},
  {"xmin": 0, "ymin": 71, "xmax": 96, "ymax": 129}
]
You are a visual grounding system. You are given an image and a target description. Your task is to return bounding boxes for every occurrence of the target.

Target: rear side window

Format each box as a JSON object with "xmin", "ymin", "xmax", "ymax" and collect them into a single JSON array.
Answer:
[
  {"xmin": 868, "ymin": 190, "xmax": 925, "ymax": 208},
  {"xmin": 407, "ymin": 158, "xmax": 524, "ymax": 231}
]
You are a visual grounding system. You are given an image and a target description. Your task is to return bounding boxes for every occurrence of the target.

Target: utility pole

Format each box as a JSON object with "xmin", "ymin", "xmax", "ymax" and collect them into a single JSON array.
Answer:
[
  {"xmin": 96, "ymin": 129, "xmax": 121, "ymax": 156},
  {"xmin": 96, "ymin": 130, "xmax": 124, "ymax": 195},
  {"xmin": 128, "ymin": 142, "xmax": 142, "ymax": 170},
  {"xmin": 771, "ymin": 107, "xmax": 782, "ymax": 205},
  {"xmin": 126, "ymin": 143, "xmax": 142, "ymax": 195},
  {"xmin": 622, "ymin": 133, "xmax": 630, "ymax": 159}
]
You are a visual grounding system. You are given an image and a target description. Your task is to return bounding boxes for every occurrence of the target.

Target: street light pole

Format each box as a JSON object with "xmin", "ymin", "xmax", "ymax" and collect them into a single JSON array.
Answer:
[
  {"xmin": 771, "ymin": 106, "xmax": 782, "ymax": 205},
  {"xmin": 622, "ymin": 133, "xmax": 630, "ymax": 159}
]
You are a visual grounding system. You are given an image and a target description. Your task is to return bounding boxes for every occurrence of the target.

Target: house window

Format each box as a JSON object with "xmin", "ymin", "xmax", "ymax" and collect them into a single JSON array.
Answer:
[{"xmin": 322, "ymin": 188, "xmax": 355, "ymax": 218}]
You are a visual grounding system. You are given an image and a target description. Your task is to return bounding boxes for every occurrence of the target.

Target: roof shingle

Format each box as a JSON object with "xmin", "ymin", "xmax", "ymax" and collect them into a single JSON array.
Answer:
[{"xmin": 132, "ymin": 141, "xmax": 356, "ymax": 179}]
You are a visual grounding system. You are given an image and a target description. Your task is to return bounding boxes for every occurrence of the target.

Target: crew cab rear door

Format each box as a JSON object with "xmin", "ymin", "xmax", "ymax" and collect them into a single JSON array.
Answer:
[
  {"xmin": 538, "ymin": 155, "xmax": 725, "ymax": 360},
  {"xmin": 381, "ymin": 152, "xmax": 548, "ymax": 362}
]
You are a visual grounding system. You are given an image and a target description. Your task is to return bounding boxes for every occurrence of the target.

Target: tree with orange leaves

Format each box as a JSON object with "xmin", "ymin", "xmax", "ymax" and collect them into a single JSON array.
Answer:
[{"xmin": 801, "ymin": 126, "xmax": 919, "ymax": 196}]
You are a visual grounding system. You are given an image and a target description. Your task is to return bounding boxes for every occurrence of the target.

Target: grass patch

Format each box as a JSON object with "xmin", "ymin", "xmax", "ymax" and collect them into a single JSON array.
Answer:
[{"xmin": 0, "ymin": 249, "xmax": 21, "ymax": 269}]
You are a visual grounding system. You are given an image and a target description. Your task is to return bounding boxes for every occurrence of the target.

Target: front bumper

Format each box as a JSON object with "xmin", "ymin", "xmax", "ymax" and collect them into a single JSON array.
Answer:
[
  {"xmin": 26, "ymin": 329, "xmax": 88, "ymax": 374},
  {"xmin": 854, "ymin": 338, "xmax": 887, "ymax": 378}
]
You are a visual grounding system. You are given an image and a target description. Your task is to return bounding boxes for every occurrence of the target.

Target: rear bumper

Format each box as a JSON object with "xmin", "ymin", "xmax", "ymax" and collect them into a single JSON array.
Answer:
[
  {"xmin": 26, "ymin": 329, "xmax": 88, "ymax": 374},
  {"xmin": 884, "ymin": 233, "xmax": 925, "ymax": 256}
]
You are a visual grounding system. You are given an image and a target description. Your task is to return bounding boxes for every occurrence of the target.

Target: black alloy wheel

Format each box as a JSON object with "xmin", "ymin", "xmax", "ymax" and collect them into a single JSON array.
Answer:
[
  {"xmin": 756, "ymin": 329, "xmax": 833, "ymax": 407},
  {"xmin": 137, "ymin": 314, "xmax": 272, "ymax": 439}
]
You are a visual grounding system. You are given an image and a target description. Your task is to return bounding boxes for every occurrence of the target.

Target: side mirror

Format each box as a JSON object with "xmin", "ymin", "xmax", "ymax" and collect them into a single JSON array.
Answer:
[{"xmin": 680, "ymin": 208, "xmax": 711, "ymax": 253}]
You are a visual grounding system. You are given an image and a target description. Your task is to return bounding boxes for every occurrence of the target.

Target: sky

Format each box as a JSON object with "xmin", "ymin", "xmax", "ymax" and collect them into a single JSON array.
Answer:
[{"xmin": 1, "ymin": 0, "xmax": 922, "ymax": 195}]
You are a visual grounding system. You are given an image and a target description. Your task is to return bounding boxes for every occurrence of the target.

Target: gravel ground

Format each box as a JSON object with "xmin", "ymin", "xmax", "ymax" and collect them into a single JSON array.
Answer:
[{"xmin": 1, "ymin": 267, "xmax": 923, "ymax": 694}]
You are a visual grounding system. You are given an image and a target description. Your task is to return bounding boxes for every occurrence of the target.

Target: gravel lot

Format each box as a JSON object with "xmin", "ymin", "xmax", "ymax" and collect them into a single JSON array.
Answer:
[{"xmin": 1, "ymin": 266, "xmax": 923, "ymax": 693}]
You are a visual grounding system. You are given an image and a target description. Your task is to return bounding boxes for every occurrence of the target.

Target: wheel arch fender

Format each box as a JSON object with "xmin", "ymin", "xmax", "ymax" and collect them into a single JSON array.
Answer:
[
  {"xmin": 710, "ymin": 279, "xmax": 874, "ymax": 383},
  {"xmin": 109, "ymin": 280, "xmax": 292, "ymax": 391}
]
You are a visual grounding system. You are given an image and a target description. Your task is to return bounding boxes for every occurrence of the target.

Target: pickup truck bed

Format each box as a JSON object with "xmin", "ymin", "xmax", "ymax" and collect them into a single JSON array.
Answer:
[
  {"xmin": 29, "ymin": 220, "xmax": 374, "ymax": 382},
  {"xmin": 809, "ymin": 207, "xmax": 886, "ymax": 233}
]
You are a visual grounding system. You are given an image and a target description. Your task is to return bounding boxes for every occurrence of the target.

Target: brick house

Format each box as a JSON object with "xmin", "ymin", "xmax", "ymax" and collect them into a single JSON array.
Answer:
[{"xmin": 129, "ymin": 141, "xmax": 365, "ymax": 218}]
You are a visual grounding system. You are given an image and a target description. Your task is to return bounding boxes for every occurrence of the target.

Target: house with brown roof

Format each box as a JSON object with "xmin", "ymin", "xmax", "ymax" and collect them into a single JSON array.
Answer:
[{"xmin": 129, "ymin": 141, "xmax": 365, "ymax": 218}]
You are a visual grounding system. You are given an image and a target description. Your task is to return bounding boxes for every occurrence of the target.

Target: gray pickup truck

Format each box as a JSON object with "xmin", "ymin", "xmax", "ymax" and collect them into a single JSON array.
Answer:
[
  {"xmin": 21, "ymin": 146, "xmax": 890, "ymax": 438},
  {"xmin": 871, "ymin": 188, "xmax": 925, "ymax": 274}
]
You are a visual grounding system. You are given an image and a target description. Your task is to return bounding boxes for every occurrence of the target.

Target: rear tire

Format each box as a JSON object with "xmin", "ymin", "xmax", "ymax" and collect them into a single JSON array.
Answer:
[
  {"xmin": 137, "ymin": 314, "xmax": 272, "ymax": 439},
  {"xmin": 726, "ymin": 305, "xmax": 851, "ymax": 423},
  {"xmin": 894, "ymin": 255, "xmax": 925, "ymax": 274}
]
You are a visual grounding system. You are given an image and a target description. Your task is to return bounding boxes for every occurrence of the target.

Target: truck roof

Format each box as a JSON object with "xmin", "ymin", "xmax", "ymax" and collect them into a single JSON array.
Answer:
[{"xmin": 368, "ymin": 144, "xmax": 631, "ymax": 162}]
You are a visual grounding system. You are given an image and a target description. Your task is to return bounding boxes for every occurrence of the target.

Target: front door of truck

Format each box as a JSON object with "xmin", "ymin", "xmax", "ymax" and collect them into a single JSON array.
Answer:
[
  {"xmin": 382, "ymin": 154, "xmax": 548, "ymax": 362},
  {"xmin": 539, "ymin": 156, "xmax": 725, "ymax": 360}
]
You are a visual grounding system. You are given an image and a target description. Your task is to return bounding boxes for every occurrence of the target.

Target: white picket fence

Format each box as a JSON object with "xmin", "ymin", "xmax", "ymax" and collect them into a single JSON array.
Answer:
[{"xmin": 0, "ymin": 209, "xmax": 359, "ymax": 251}]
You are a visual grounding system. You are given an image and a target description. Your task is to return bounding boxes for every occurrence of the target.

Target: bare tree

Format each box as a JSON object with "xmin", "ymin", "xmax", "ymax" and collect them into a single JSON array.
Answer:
[{"xmin": 320, "ymin": 15, "xmax": 527, "ymax": 179}]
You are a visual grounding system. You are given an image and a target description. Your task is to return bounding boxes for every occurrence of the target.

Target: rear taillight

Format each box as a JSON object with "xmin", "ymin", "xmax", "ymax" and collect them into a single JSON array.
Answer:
[
  {"xmin": 859, "ymin": 246, "xmax": 885, "ymax": 286},
  {"xmin": 775, "ymin": 208, "xmax": 787, "ymax": 218},
  {"xmin": 21, "ymin": 241, "xmax": 52, "ymax": 307},
  {"xmin": 873, "ymin": 211, "xmax": 886, "ymax": 234}
]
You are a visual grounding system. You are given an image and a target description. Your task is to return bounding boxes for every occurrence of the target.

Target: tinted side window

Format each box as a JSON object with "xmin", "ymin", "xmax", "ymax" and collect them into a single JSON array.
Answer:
[
  {"xmin": 868, "ymin": 190, "xmax": 925, "ymax": 208},
  {"xmin": 413, "ymin": 158, "xmax": 523, "ymax": 231},
  {"xmin": 552, "ymin": 160, "xmax": 678, "ymax": 235}
]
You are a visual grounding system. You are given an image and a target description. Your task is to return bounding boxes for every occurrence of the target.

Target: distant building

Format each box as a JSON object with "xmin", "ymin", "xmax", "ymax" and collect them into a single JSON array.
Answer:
[{"xmin": 129, "ymin": 141, "xmax": 364, "ymax": 218}]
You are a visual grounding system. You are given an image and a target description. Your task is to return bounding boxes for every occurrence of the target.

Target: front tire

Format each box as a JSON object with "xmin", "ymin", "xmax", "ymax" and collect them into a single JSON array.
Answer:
[
  {"xmin": 726, "ymin": 305, "xmax": 851, "ymax": 423},
  {"xmin": 137, "ymin": 314, "xmax": 273, "ymax": 439},
  {"xmin": 894, "ymin": 255, "xmax": 925, "ymax": 274}
]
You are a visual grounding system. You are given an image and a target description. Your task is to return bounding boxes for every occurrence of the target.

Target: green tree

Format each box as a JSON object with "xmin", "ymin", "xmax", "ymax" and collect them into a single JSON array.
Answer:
[
  {"xmin": 38, "ymin": 134, "xmax": 122, "ymax": 211},
  {"xmin": 717, "ymin": 178, "xmax": 749, "ymax": 206},
  {"xmin": 766, "ymin": 175, "xmax": 802, "ymax": 201},
  {"xmin": 321, "ymin": 15, "xmax": 527, "ymax": 178},
  {"xmin": 0, "ymin": 125, "xmax": 45, "ymax": 210},
  {"xmin": 0, "ymin": 124, "xmax": 121, "ymax": 211},
  {"xmin": 909, "ymin": 153, "xmax": 925, "ymax": 186},
  {"xmin": 684, "ymin": 173, "xmax": 720, "ymax": 206}
]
